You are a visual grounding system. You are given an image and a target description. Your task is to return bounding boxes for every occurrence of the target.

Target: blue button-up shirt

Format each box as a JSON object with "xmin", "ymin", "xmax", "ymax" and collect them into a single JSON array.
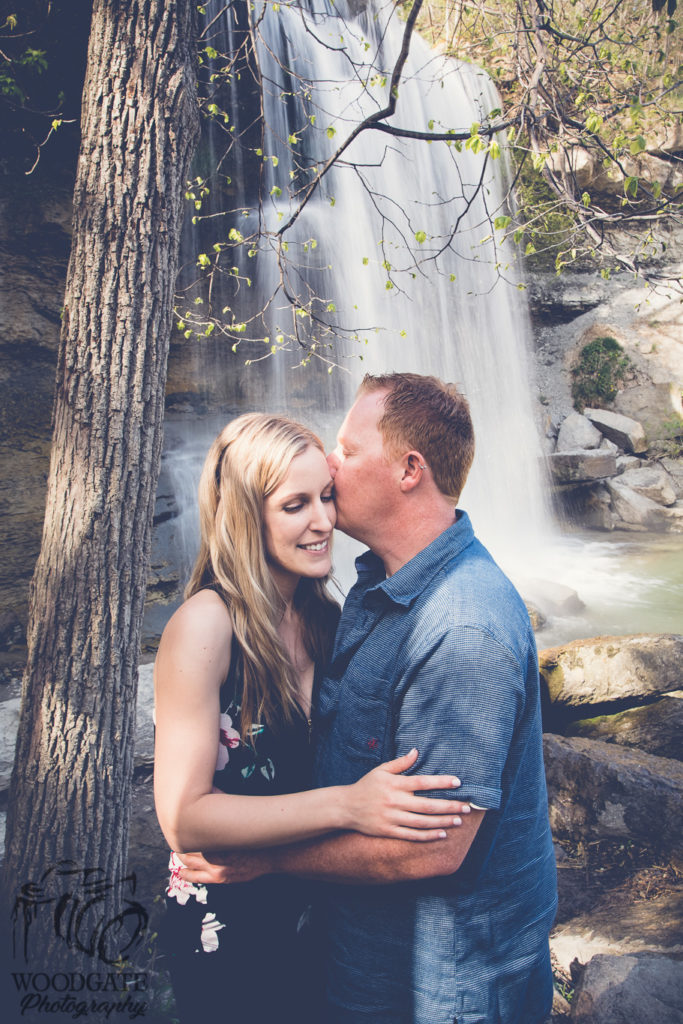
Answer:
[{"xmin": 314, "ymin": 512, "xmax": 557, "ymax": 1024}]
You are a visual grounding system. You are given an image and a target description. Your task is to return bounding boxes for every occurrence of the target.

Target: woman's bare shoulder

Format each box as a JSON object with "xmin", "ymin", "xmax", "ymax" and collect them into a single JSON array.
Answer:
[{"xmin": 160, "ymin": 589, "xmax": 233, "ymax": 654}]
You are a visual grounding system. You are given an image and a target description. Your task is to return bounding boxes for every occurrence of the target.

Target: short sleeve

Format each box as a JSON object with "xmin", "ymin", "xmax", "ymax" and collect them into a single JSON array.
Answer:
[{"xmin": 394, "ymin": 626, "xmax": 526, "ymax": 810}]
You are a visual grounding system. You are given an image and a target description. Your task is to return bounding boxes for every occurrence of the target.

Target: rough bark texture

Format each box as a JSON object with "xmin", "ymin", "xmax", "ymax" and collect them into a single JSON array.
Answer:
[{"xmin": 2, "ymin": 0, "xmax": 199, "ymax": 977}]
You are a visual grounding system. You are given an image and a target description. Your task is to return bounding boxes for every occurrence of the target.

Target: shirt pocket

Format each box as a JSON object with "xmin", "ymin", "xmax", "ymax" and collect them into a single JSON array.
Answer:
[{"xmin": 333, "ymin": 662, "xmax": 393, "ymax": 767}]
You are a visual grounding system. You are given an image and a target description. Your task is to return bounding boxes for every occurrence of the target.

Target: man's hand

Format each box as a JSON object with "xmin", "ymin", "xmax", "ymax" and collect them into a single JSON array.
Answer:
[{"xmin": 176, "ymin": 849, "xmax": 273, "ymax": 885}]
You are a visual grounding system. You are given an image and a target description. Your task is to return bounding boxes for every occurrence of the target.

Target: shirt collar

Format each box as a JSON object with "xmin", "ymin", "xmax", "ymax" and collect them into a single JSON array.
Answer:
[{"xmin": 354, "ymin": 510, "xmax": 475, "ymax": 607}]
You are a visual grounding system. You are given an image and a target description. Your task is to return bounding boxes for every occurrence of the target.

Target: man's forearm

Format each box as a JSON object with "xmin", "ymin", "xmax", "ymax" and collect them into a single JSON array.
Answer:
[{"xmin": 270, "ymin": 809, "xmax": 484, "ymax": 884}]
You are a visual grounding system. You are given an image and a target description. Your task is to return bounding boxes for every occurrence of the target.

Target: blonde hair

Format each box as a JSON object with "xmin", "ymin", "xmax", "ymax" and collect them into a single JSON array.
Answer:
[{"xmin": 186, "ymin": 414, "xmax": 339, "ymax": 740}]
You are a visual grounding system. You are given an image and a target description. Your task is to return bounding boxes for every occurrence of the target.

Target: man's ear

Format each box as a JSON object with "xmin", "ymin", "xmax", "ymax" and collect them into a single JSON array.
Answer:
[{"xmin": 399, "ymin": 451, "xmax": 427, "ymax": 492}]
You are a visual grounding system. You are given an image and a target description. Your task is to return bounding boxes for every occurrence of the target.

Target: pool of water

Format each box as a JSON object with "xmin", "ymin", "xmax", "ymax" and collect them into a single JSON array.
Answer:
[{"xmin": 517, "ymin": 530, "xmax": 683, "ymax": 649}]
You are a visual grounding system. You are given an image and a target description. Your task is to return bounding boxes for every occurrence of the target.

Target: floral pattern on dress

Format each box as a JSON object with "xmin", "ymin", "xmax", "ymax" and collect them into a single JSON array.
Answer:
[
  {"xmin": 197, "ymin": 912, "xmax": 226, "ymax": 953},
  {"xmin": 216, "ymin": 711, "xmax": 240, "ymax": 771},
  {"xmin": 166, "ymin": 851, "xmax": 208, "ymax": 906}
]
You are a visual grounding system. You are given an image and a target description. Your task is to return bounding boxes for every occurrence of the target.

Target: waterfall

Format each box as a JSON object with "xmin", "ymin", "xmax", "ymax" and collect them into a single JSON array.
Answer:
[{"xmin": 168, "ymin": 0, "xmax": 553, "ymax": 590}]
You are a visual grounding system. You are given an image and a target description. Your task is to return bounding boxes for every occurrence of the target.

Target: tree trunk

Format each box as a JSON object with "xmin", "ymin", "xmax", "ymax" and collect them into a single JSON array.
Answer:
[{"xmin": 2, "ymin": 0, "xmax": 199, "ymax": 988}]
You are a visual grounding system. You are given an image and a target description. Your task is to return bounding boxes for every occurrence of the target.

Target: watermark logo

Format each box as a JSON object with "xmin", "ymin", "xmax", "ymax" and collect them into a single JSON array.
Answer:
[{"xmin": 11, "ymin": 862, "xmax": 148, "ymax": 966}]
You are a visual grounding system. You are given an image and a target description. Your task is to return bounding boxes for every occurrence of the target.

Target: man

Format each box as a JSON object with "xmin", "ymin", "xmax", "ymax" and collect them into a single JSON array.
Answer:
[{"xmin": 181, "ymin": 372, "xmax": 557, "ymax": 1023}]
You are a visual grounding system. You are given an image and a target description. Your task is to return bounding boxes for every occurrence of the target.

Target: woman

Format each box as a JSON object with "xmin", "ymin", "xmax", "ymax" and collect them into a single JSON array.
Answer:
[{"xmin": 154, "ymin": 414, "xmax": 463, "ymax": 1021}]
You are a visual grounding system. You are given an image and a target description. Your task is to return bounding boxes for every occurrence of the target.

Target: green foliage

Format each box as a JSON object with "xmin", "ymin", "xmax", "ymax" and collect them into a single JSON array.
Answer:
[{"xmin": 571, "ymin": 336, "xmax": 632, "ymax": 412}]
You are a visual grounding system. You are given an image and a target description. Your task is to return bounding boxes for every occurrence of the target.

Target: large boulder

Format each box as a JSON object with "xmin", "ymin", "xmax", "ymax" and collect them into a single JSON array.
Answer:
[
  {"xmin": 585, "ymin": 408, "xmax": 647, "ymax": 454},
  {"xmin": 539, "ymin": 634, "xmax": 683, "ymax": 710},
  {"xmin": 661, "ymin": 457, "xmax": 683, "ymax": 498},
  {"xmin": 619, "ymin": 465, "xmax": 677, "ymax": 506},
  {"xmin": 567, "ymin": 692, "xmax": 683, "ymax": 761},
  {"xmin": 543, "ymin": 734, "xmax": 683, "ymax": 854},
  {"xmin": 551, "ymin": 894, "xmax": 683, "ymax": 976},
  {"xmin": 556, "ymin": 411, "xmax": 603, "ymax": 452},
  {"xmin": 607, "ymin": 477, "xmax": 669, "ymax": 530},
  {"xmin": 614, "ymin": 382, "xmax": 683, "ymax": 443},
  {"xmin": 548, "ymin": 449, "xmax": 617, "ymax": 483},
  {"xmin": 569, "ymin": 954, "xmax": 683, "ymax": 1024}
]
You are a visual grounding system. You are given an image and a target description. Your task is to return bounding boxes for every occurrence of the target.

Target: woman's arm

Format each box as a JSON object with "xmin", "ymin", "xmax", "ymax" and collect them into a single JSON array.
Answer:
[{"xmin": 153, "ymin": 590, "xmax": 469, "ymax": 854}]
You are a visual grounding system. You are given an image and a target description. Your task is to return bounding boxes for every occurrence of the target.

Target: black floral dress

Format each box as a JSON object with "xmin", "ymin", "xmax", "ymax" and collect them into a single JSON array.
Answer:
[{"xmin": 161, "ymin": 639, "xmax": 324, "ymax": 1022}]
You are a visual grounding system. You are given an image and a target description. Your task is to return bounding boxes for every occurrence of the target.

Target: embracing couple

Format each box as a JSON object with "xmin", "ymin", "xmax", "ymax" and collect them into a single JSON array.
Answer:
[{"xmin": 153, "ymin": 372, "xmax": 558, "ymax": 1024}]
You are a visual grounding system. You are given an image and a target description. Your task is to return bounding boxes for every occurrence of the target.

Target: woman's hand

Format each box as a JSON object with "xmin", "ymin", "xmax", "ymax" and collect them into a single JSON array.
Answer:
[
  {"xmin": 340, "ymin": 748, "xmax": 471, "ymax": 841},
  {"xmin": 175, "ymin": 850, "xmax": 271, "ymax": 886}
]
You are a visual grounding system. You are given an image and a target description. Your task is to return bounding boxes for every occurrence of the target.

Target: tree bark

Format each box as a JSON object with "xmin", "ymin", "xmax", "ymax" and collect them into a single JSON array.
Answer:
[{"xmin": 2, "ymin": 0, "xmax": 199, "ymax": 983}]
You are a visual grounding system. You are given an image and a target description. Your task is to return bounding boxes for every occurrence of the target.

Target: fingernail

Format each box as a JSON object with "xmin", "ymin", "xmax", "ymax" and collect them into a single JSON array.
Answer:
[
  {"xmin": 439, "ymin": 830, "xmax": 448, "ymax": 839},
  {"xmin": 451, "ymin": 777, "xmax": 461, "ymax": 787},
  {"xmin": 461, "ymin": 804, "xmax": 471, "ymax": 814},
  {"xmin": 453, "ymin": 816, "xmax": 462, "ymax": 826},
  {"xmin": 409, "ymin": 748, "xmax": 418, "ymax": 755}
]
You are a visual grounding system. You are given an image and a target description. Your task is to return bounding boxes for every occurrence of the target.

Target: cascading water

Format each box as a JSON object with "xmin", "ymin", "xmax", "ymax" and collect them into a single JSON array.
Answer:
[
  {"xmin": 158, "ymin": 0, "xmax": 683, "ymax": 639},
  {"xmin": 168, "ymin": 0, "xmax": 551, "ymax": 569}
]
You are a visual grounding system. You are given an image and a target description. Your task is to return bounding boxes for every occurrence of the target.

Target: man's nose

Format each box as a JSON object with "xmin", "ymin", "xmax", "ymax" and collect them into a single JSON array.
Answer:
[{"xmin": 327, "ymin": 451, "xmax": 340, "ymax": 477}]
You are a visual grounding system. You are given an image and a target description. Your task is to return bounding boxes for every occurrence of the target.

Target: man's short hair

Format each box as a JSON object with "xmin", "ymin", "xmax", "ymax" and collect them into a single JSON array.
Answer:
[{"xmin": 358, "ymin": 372, "xmax": 475, "ymax": 502}]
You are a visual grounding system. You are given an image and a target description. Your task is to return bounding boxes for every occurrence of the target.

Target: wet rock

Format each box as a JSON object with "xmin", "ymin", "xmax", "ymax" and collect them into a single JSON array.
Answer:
[
  {"xmin": 543, "ymin": 734, "xmax": 683, "ymax": 854},
  {"xmin": 539, "ymin": 633, "xmax": 683, "ymax": 710},
  {"xmin": 556, "ymin": 412, "xmax": 603, "ymax": 452},
  {"xmin": 569, "ymin": 954, "xmax": 683, "ymax": 1024},
  {"xmin": 585, "ymin": 408, "xmax": 647, "ymax": 454},
  {"xmin": 650, "ymin": 501, "xmax": 683, "ymax": 533},
  {"xmin": 607, "ymin": 477, "xmax": 669, "ymax": 530},
  {"xmin": 619, "ymin": 465, "xmax": 677, "ymax": 506},
  {"xmin": 567, "ymin": 693, "xmax": 683, "ymax": 761},
  {"xmin": 524, "ymin": 580, "xmax": 584, "ymax": 616},
  {"xmin": 548, "ymin": 449, "xmax": 617, "ymax": 483}
]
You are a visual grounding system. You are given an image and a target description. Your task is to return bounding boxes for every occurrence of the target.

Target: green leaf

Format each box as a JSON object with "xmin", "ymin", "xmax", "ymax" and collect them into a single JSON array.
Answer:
[
  {"xmin": 489, "ymin": 140, "xmax": 501, "ymax": 160},
  {"xmin": 624, "ymin": 176, "xmax": 638, "ymax": 198},
  {"xmin": 494, "ymin": 215, "xmax": 511, "ymax": 231},
  {"xmin": 525, "ymin": 242, "xmax": 537, "ymax": 256},
  {"xmin": 415, "ymin": 230, "xmax": 427, "ymax": 244},
  {"xmin": 197, "ymin": 253, "xmax": 211, "ymax": 268},
  {"xmin": 629, "ymin": 136, "xmax": 646, "ymax": 155},
  {"xmin": 581, "ymin": 192, "xmax": 591, "ymax": 207},
  {"xmin": 326, "ymin": 126, "xmax": 336, "ymax": 139}
]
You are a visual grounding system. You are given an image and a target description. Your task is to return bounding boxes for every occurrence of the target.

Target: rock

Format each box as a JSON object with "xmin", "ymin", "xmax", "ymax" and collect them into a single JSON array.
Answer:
[
  {"xmin": 0, "ymin": 611, "xmax": 24, "ymax": 650},
  {"xmin": 569, "ymin": 954, "xmax": 683, "ymax": 1024},
  {"xmin": 585, "ymin": 408, "xmax": 648, "ymax": 454},
  {"xmin": 616, "ymin": 454, "xmax": 643, "ymax": 473},
  {"xmin": 0, "ymin": 678, "xmax": 22, "ymax": 791},
  {"xmin": 567, "ymin": 692, "xmax": 683, "ymax": 760},
  {"xmin": 607, "ymin": 478, "xmax": 665, "ymax": 530},
  {"xmin": 135, "ymin": 663, "xmax": 156, "ymax": 767},
  {"xmin": 543, "ymin": 734, "xmax": 683, "ymax": 853},
  {"xmin": 650, "ymin": 500, "xmax": 683, "ymax": 534},
  {"xmin": 619, "ymin": 465, "xmax": 677, "ymax": 506},
  {"xmin": 524, "ymin": 580, "xmax": 585, "ymax": 616},
  {"xmin": 661, "ymin": 457, "xmax": 683, "ymax": 499},
  {"xmin": 548, "ymin": 449, "xmax": 617, "ymax": 483},
  {"xmin": 539, "ymin": 634, "xmax": 683, "ymax": 710},
  {"xmin": 599, "ymin": 436, "xmax": 619, "ymax": 454},
  {"xmin": 552, "ymin": 891, "xmax": 683, "ymax": 975},
  {"xmin": 556, "ymin": 412, "xmax": 603, "ymax": 452},
  {"xmin": 614, "ymin": 382, "xmax": 683, "ymax": 442},
  {"xmin": 525, "ymin": 602, "xmax": 547, "ymax": 631}
]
